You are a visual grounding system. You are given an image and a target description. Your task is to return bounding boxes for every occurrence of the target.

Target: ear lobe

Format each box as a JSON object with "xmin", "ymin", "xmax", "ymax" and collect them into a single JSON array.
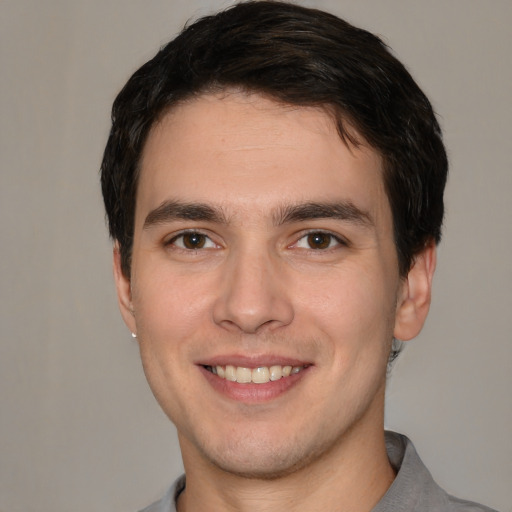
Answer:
[
  {"xmin": 113, "ymin": 243, "xmax": 137, "ymax": 334},
  {"xmin": 394, "ymin": 242, "xmax": 437, "ymax": 342}
]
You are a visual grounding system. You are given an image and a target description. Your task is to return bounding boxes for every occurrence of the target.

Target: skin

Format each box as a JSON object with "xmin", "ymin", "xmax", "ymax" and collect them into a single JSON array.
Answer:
[{"xmin": 114, "ymin": 91, "xmax": 436, "ymax": 512}]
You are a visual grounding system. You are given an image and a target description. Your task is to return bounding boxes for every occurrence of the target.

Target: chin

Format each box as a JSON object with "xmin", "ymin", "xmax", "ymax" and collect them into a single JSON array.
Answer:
[
  {"xmin": 190, "ymin": 428, "xmax": 332, "ymax": 480},
  {"xmin": 206, "ymin": 450, "xmax": 312, "ymax": 481}
]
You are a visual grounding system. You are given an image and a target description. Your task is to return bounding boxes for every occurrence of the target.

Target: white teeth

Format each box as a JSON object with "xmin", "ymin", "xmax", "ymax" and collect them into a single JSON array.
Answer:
[
  {"xmin": 210, "ymin": 364, "xmax": 306, "ymax": 384},
  {"xmin": 282, "ymin": 365, "xmax": 292, "ymax": 377},
  {"xmin": 236, "ymin": 367, "xmax": 252, "ymax": 383},
  {"xmin": 252, "ymin": 367, "xmax": 270, "ymax": 383},
  {"xmin": 269, "ymin": 365, "xmax": 282, "ymax": 381},
  {"xmin": 225, "ymin": 365, "xmax": 237, "ymax": 382}
]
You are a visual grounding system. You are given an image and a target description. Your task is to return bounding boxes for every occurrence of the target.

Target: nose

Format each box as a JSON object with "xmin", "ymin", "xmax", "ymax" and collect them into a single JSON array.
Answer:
[{"xmin": 212, "ymin": 246, "xmax": 294, "ymax": 334}]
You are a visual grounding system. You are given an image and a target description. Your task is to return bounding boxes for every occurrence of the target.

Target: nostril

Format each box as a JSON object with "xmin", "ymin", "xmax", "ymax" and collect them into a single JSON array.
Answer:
[{"xmin": 211, "ymin": 256, "xmax": 294, "ymax": 333}]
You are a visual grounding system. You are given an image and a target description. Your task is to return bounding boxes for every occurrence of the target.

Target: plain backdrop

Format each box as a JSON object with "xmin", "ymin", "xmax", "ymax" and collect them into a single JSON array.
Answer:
[{"xmin": 1, "ymin": 1, "xmax": 511, "ymax": 511}]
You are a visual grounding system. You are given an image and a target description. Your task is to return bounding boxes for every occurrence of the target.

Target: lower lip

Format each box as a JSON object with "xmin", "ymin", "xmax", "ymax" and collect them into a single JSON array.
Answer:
[{"xmin": 199, "ymin": 366, "xmax": 310, "ymax": 403}]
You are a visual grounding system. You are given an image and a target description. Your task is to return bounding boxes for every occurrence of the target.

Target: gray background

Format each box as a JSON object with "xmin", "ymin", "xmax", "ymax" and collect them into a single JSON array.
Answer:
[{"xmin": 1, "ymin": 1, "xmax": 511, "ymax": 511}]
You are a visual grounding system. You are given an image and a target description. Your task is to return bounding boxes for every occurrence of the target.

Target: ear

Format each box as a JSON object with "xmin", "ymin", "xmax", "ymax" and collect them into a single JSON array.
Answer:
[
  {"xmin": 394, "ymin": 241, "xmax": 437, "ymax": 341},
  {"xmin": 113, "ymin": 243, "xmax": 137, "ymax": 335}
]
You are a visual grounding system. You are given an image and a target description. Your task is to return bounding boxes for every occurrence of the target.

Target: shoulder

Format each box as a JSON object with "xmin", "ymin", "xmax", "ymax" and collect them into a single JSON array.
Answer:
[
  {"xmin": 138, "ymin": 475, "xmax": 185, "ymax": 512},
  {"xmin": 375, "ymin": 432, "xmax": 499, "ymax": 512},
  {"xmin": 444, "ymin": 494, "xmax": 499, "ymax": 512}
]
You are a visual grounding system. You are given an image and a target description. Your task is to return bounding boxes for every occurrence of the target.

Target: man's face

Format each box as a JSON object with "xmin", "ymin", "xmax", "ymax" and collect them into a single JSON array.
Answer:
[{"xmin": 115, "ymin": 92, "xmax": 429, "ymax": 478}]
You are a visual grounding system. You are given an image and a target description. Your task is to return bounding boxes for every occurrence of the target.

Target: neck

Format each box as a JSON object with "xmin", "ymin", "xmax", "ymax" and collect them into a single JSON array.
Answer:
[{"xmin": 177, "ymin": 403, "xmax": 394, "ymax": 512}]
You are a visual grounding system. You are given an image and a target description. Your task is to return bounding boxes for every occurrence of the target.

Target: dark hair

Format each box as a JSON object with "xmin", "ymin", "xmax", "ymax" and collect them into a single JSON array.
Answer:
[{"xmin": 101, "ymin": 0, "xmax": 448, "ymax": 278}]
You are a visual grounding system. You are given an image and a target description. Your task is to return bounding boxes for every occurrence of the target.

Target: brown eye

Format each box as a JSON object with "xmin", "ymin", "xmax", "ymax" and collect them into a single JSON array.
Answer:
[
  {"xmin": 182, "ymin": 232, "xmax": 207, "ymax": 249},
  {"xmin": 167, "ymin": 231, "xmax": 217, "ymax": 252},
  {"xmin": 307, "ymin": 232, "xmax": 332, "ymax": 249}
]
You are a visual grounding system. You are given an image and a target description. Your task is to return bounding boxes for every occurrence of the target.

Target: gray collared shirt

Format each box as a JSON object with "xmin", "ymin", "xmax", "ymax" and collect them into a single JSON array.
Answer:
[{"xmin": 139, "ymin": 431, "xmax": 497, "ymax": 512}]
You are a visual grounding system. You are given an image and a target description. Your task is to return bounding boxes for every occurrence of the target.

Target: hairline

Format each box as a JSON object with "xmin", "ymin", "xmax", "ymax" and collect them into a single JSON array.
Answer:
[{"xmin": 125, "ymin": 86, "xmax": 404, "ymax": 278}]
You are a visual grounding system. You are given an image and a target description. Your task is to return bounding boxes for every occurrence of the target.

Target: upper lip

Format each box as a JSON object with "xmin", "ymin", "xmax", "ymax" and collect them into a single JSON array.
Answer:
[{"xmin": 196, "ymin": 354, "xmax": 311, "ymax": 368}]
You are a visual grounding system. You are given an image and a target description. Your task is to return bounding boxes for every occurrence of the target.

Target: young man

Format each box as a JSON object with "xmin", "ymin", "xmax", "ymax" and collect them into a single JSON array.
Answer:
[{"xmin": 101, "ymin": 2, "xmax": 496, "ymax": 511}]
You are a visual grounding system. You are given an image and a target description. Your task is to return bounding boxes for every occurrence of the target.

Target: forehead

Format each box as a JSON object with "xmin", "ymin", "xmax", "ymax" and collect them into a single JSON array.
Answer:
[{"xmin": 137, "ymin": 92, "xmax": 388, "ymax": 227}]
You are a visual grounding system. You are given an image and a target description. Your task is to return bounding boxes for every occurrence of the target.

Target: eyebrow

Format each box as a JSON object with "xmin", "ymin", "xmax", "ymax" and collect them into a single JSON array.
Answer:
[
  {"xmin": 143, "ymin": 199, "xmax": 373, "ymax": 230},
  {"xmin": 274, "ymin": 201, "xmax": 373, "ymax": 228},
  {"xmin": 143, "ymin": 200, "xmax": 228, "ymax": 229}
]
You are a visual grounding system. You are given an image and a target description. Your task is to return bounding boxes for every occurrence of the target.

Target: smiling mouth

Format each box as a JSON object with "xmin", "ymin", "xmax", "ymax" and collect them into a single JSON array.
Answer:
[{"xmin": 203, "ymin": 364, "xmax": 309, "ymax": 384}]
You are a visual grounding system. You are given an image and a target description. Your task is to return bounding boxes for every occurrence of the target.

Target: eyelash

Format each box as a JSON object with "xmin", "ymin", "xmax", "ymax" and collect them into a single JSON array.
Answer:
[
  {"xmin": 165, "ymin": 230, "xmax": 218, "ymax": 251},
  {"xmin": 165, "ymin": 229, "xmax": 347, "ymax": 252},
  {"xmin": 293, "ymin": 230, "xmax": 348, "ymax": 251}
]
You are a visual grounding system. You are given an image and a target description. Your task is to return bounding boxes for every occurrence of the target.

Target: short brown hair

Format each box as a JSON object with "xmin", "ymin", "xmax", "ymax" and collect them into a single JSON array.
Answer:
[{"xmin": 101, "ymin": 1, "xmax": 448, "ymax": 278}]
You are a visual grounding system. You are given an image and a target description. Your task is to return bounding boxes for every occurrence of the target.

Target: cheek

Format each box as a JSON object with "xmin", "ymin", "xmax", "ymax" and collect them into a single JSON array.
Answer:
[
  {"xmin": 295, "ymin": 264, "xmax": 397, "ymax": 373},
  {"xmin": 132, "ymin": 267, "xmax": 215, "ymax": 339},
  {"xmin": 299, "ymin": 265, "xmax": 395, "ymax": 332},
  {"xmin": 131, "ymin": 272, "xmax": 211, "ymax": 419},
  {"xmin": 130, "ymin": 272, "xmax": 213, "ymax": 404}
]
